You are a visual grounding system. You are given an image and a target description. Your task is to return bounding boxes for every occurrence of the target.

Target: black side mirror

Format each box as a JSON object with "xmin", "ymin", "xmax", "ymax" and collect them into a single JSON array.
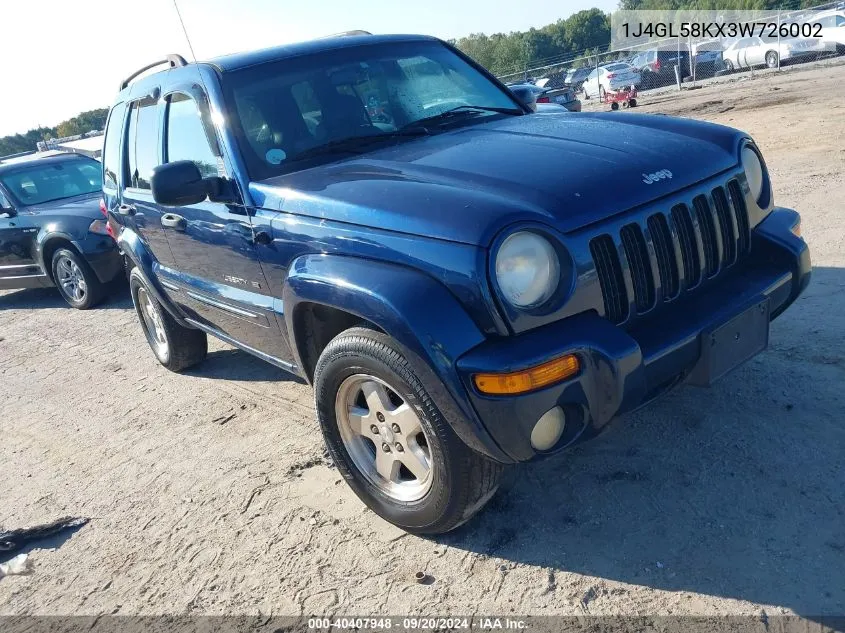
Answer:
[
  {"xmin": 509, "ymin": 86, "xmax": 538, "ymax": 112},
  {"xmin": 150, "ymin": 160, "xmax": 209, "ymax": 207},
  {"xmin": 0, "ymin": 206, "xmax": 15, "ymax": 219}
]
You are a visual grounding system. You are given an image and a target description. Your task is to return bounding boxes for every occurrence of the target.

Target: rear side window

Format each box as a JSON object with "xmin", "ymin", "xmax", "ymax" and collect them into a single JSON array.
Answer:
[
  {"xmin": 102, "ymin": 102, "xmax": 126, "ymax": 190},
  {"xmin": 165, "ymin": 92, "xmax": 220, "ymax": 179},
  {"xmin": 126, "ymin": 96, "xmax": 159, "ymax": 190}
]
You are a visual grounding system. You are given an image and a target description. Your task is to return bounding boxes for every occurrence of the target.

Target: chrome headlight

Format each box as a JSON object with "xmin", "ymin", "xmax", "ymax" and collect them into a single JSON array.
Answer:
[
  {"xmin": 741, "ymin": 143, "xmax": 765, "ymax": 206},
  {"xmin": 495, "ymin": 231, "xmax": 560, "ymax": 308}
]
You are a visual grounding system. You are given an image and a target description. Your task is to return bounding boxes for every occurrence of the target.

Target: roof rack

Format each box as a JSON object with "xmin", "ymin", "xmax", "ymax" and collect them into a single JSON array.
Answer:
[
  {"xmin": 119, "ymin": 54, "xmax": 189, "ymax": 91},
  {"xmin": 319, "ymin": 30, "xmax": 372, "ymax": 39}
]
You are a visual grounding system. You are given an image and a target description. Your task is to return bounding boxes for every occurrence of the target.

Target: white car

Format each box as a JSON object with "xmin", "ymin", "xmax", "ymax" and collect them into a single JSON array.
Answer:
[
  {"xmin": 581, "ymin": 63, "xmax": 641, "ymax": 99},
  {"xmin": 721, "ymin": 36, "xmax": 822, "ymax": 71},
  {"xmin": 816, "ymin": 11, "xmax": 845, "ymax": 54}
]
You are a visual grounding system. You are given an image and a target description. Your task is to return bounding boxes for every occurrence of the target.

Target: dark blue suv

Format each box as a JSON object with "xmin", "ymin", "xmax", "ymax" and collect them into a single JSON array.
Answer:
[{"xmin": 104, "ymin": 33, "xmax": 810, "ymax": 534}]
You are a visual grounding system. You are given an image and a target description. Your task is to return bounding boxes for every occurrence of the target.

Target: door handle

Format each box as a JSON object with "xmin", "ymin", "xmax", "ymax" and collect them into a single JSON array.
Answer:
[
  {"xmin": 117, "ymin": 203, "xmax": 136, "ymax": 216},
  {"xmin": 161, "ymin": 213, "xmax": 186, "ymax": 230}
]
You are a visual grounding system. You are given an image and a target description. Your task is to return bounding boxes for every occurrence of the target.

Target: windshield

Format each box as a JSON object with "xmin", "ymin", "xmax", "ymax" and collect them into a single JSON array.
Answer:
[
  {"xmin": 222, "ymin": 40, "xmax": 521, "ymax": 180},
  {"xmin": 0, "ymin": 157, "xmax": 102, "ymax": 206}
]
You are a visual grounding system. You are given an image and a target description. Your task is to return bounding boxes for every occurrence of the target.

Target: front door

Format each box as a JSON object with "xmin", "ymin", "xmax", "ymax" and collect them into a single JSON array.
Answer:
[
  {"xmin": 155, "ymin": 89, "xmax": 287, "ymax": 361},
  {"xmin": 121, "ymin": 94, "xmax": 179, "ymax": 269},
  {"xmin": 0, "ymin": 188, "xmax": 45, "ymax": 290}
]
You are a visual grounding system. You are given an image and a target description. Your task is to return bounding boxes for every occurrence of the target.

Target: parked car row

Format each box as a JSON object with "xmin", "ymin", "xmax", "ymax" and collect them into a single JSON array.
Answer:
[
  {"xmin": 523, "ymin": 18, "xmax": 844, "ymax": 97},
  {"xmin": 3, "ymin": 32, "xmax": 811, "ymax": 536}
]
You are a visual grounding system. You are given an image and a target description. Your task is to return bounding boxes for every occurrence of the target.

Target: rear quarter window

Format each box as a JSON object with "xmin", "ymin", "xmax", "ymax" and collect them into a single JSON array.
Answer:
[
  {"xmin": 126, "ymin": 96, "xmax": 160, "ymax": 190},
  {"xmin": 102, "ymin": 102, "xmax": 127, "ymax": 191}
]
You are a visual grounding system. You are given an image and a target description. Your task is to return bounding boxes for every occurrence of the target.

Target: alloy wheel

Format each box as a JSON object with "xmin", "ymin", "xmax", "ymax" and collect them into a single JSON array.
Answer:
[
  {"xmin": 335, "ymin": 374, "xmax": 433, "ymax": 502},
  {"xmin": 56, "ymin": 255, "xmax": 87, "ymax": 303},
  {"xmin": 136, "ymin": 287, "xmax": 169, "ymax": 362}
]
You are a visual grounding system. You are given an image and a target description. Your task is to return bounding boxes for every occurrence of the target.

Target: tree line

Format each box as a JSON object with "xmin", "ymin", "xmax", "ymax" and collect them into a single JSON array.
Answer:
[{"xmin": 0, "ymin": 108, "xmax": 108, "ymax": 157}]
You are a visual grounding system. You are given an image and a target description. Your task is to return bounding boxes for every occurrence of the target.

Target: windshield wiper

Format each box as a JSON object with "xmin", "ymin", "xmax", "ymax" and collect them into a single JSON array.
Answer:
[
  {"xmin": 294, "ymin": 128, "xmax": 431, "ymax": 161},
  {"xmin": 405, "ymin": 105, "xmax": 523, "ymax": 129}
]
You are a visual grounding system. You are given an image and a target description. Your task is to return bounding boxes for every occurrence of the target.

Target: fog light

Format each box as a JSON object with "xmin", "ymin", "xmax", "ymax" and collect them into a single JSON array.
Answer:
[
  {"xmin": 531, "ymin": 406, "xmax": 566, "ymax": 451},
  {"xmin": 473, "ymin": 354, "xmax": 580, "ymax": 395}
]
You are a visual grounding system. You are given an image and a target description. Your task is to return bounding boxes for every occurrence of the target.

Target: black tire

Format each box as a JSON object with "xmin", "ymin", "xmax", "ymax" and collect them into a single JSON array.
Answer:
[
  {"xmin": 314, "ymin": 327, "xmax": 504, "ymax": 534},
  {"xmin": 723, "ymin": 59, "xmax": 734, "ymax": 73},
  {"xmin": 51, "ymin": 247, "xmax": 105, "ymax": 309},
  {"xmin": 129, "ymin": 268, "xmax": 207, "ymax": 372}
]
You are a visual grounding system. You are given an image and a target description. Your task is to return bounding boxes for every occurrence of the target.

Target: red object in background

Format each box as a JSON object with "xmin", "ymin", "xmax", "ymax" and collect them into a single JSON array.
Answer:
[
  {"xmin": 653, "ymin": 59, "xmax": 662, "ymax": 72},
  {"xmin": 100, "ymin": 197, "xmax": 117, "ymax": 240},
  {"xmin": 536, "ymin": 96, "xmax": 551, "ymax": 103}
]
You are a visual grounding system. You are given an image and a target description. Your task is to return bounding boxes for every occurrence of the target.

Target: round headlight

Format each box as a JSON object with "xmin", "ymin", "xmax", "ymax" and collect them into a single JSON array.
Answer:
[
  {"xmin": 741, "ymin": 144, "xmax": 765, "ymax": 204},
  {"xmin": 495, "ymin": 231, "xmax": 560, "ymax": 308}
]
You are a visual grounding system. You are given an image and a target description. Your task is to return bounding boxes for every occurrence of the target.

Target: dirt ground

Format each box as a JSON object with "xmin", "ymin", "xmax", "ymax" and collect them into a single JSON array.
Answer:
[{"xmin": 2, "ymin": 60, "xmax": 844, "ymax": 619}]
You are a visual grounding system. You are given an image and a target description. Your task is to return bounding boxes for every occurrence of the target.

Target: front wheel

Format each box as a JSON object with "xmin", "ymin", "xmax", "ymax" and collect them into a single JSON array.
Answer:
[
  {"xmin": 129, "ymin": 268, "xmax": 207, "ymax": 372},
  {"xmin": 723, "ymin": 59, "xmax": 734, "ymax": 72},
  {"xmin": 314, "ymin": 327, "xmax": 504, "ymax": 534},
  {"xmin": 766, "ymin": 51, "xmax": 779, "ymax": 68},
  {"xmin": 52, "ymin": 248, "xmax": 104, "ymax": 309}
]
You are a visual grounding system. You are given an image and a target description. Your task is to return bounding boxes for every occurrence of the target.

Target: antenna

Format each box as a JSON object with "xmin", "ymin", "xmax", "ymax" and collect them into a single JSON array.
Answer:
[
  {"xmin": 169, "ymin": 0, "xmax": 245, "ymax": 210},
  {"xmin": 172, "ymin": 0, "xmax": 200, "ymax": 63}
]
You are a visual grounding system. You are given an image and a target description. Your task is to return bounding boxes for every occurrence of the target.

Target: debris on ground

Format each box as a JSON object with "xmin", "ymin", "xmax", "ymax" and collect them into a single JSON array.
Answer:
[
  {"xmin": 0, "ymin": 554, "xmax": 31, "ymax": 578},
  {"xmin": 0, "ymin": 516, "xmax": 88, "ymax": 555},
  {"xmin": 212, "ymin": 413, "xmax": 237, "ymax": 425}
]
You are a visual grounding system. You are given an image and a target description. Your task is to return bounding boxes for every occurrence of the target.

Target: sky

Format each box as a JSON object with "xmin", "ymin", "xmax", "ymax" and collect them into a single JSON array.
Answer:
[{"xmin": 0, "ymin": 0, "xmax": 618, "ymax": 138}]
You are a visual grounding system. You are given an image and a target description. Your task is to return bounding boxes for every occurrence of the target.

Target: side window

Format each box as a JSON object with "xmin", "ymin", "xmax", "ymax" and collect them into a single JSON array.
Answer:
[
  {"xmin": 126, "ymin": 96, "xmax": 159, "ymax": 190},
  {"xmin": 165, "ymin": 93, "xmax": 220, "ymax": 179},
  {"xmin": 0, "ymin": 188, "xmax": 10, "ymax": 209},
  {"xmin": 835, "ymin": 15, "xmax": 845, "ymax": 26},
  {"xmin": 102, "ymin": 102, "xmax": 126, "ymax": 190}
]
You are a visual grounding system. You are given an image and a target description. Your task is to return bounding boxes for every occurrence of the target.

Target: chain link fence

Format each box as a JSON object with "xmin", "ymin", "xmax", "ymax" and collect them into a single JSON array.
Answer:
[{"xmin": 498, "ymin": 0, "xmax": 844, "ymax": 101}]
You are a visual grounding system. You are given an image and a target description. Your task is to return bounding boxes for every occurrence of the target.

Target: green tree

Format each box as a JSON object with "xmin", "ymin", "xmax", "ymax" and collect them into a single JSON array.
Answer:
[{"xmin": 1, "ymin": 108, "xmax": 108, "ymax": 157}]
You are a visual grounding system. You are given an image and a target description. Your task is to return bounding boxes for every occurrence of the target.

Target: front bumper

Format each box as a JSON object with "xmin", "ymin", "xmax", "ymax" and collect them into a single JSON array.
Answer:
[{"xmin": 456, "ymin": 208, "xmax": 810, "ymax": 462}]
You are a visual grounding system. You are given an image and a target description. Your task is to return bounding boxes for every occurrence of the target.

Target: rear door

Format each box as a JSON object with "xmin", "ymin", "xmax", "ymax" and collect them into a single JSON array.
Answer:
[
  {"xmin": 739, "ymin": 38, "xmax": 760, "ymax": 67},
  {"xmin": 155, "ymin": 85, "xmax": 287, "ymax": 361},
  {"xmin": 120, "ymin": 89, "xmax": 179, "ymax": 268}
]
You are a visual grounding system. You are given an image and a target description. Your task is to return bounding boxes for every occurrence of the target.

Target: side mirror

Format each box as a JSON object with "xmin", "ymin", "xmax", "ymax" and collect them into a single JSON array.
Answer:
[
  {"xmin": 0, "ymin": 206, "xmax": 15, "ymax": 219},
  {"xmin": 509, "ymin": 86, "xmax": 538, "ymax": 112},
  {"xmin": 150, "ymin": 160, "xmax": 209, "ymax": 207}
]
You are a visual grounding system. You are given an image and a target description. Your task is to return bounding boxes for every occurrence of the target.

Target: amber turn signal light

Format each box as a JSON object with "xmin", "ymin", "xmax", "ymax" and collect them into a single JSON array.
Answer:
[
  {"xmin": 473, "ymin": 354, "xmax": 580, "ymax": 396},
  {"xmin": 791, "ymin": 222, "xmax": 801, "ymax": 237}
]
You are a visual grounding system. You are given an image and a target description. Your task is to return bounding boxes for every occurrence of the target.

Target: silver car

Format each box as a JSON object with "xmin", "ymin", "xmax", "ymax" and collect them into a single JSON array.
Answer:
[{"xmin": 722, "ymin": 36, "xmax": 821, "ymax": 71}]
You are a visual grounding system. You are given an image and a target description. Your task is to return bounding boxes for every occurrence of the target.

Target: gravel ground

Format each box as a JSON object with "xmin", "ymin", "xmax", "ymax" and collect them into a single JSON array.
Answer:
[{"xmin": 1, "ymin": 62, "xmax": 844, "ymax": 619}]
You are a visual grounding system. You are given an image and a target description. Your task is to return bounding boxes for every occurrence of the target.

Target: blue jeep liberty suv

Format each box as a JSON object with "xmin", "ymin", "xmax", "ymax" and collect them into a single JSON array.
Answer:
[{"xmin": 104, "ymin": 33, "xmax": 810, "ymax": 534}]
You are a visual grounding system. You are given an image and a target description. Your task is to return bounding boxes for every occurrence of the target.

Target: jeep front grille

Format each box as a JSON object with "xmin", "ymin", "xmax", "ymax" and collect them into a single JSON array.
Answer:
[{"xmin": 590, "ymin": 179, "xmax": 751, "ymax": 325}]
